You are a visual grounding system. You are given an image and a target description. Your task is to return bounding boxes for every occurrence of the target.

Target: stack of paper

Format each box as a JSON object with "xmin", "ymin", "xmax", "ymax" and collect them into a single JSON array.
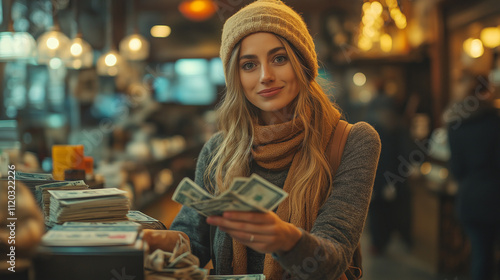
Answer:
[
  {"xmin": 41, "ymin": 221, "xmax": 140, "ymax": 246},
  {"xmin": 35, "ymin": 180, "xmax": 89, "ymax": 224},
  {"xmin": 47, "ymin": 188, "xmax": 130, "ymax": 227},
  {"xmin": 127, "ymin": 210, "xmax": 167, "ymax": 230},
  {"xmin": 172, "ymin": 174, "xmax": 288, "ymax": 217}
]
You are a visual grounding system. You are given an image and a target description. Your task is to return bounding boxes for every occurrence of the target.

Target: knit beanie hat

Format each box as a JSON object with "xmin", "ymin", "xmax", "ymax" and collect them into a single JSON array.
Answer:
[{"xmin": 220, "ymin": 0, "xmax": 318, "ymax": 78}]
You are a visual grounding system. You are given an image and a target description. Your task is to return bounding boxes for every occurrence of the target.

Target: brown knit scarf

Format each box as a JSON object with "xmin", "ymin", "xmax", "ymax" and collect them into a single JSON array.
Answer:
[{"xmin": 232, "ymin": 111, "xmax": 337, "ymax": 279}]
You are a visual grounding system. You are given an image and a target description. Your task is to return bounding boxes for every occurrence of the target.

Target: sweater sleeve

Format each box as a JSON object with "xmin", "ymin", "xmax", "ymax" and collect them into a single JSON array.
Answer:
[
  {"xmin": 273, "ymin": 122, "xmax": 381, "ymax": 279},
  {"xmin": 169, "ymin": 133, "xmax": 222, "ymax": 267}
]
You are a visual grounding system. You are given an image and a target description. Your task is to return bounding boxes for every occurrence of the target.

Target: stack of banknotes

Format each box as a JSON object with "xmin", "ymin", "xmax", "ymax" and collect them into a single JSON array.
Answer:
[
  {"xmin": 47, "ymin": 188, "xmax": 130, "ymax": 227},
  {"xmin": 35, "ymin": 180, "xmax": 89, "ymax": 223},
  {"xmin": 172, "ymin": 174, "xmax": 288, "ymax": 217},
  {"xmin": 127, "ymin": 210, "xmax": 167, "ymax": 230}
]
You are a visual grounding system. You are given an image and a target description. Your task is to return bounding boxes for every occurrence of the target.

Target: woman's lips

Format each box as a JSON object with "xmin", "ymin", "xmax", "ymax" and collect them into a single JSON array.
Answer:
[{"xmin": 258, "ymin": 87, "xmax": 283, "ymax": 97}]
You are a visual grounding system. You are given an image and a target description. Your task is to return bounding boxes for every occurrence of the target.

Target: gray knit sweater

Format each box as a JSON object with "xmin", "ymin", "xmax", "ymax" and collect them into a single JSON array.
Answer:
[{"xmin": 170, "ymin": 121, "xmax": 381, "ymax": 279}]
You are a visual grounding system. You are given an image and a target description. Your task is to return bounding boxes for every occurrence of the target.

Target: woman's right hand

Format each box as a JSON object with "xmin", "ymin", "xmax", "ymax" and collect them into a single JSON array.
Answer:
[{"xmin": 142, "ymin": 229, "xmax": 190, "ymax": 253}]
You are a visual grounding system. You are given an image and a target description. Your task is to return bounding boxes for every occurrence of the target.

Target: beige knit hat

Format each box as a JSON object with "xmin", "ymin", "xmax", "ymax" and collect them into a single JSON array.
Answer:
[{"xmin": 220, "ymin": 0, "xmax": 318, "ymax": 78}]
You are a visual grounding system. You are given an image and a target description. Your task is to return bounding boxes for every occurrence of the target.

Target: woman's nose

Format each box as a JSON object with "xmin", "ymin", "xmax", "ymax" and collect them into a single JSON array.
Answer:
[{"xmin": 260, "ymin": 64, "xmax": 275, "ymax": 84}]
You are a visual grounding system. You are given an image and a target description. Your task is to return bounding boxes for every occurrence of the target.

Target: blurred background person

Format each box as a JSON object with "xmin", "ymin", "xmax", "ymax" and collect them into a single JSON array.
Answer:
[
  {"xmin": 446, "ymin": 74, "xmax": 500, "ymax": 280},
  {"xmin": 364, "ymin": 79, "xmax": 413, "ymax": 255}
]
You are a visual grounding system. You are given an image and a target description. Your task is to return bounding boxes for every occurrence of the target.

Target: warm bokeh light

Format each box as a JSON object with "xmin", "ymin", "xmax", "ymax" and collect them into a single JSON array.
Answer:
[
  {"xmin": 37, "ymin": 30, "xmax": 71, "ymax": 64},
  {"xmin": 128, "ymin": 38, "xmax": 142, "ymax": 51},
  {"xmin": 64, "ymin": 36, "xmax": 93, "ymax": 69},
  {"xmin": 151, "ymin": 25, "xmax": 172, "ymax": 38},
  {"xmin": 120, "ymin": 33, "xmax": 150, "ymax": 61},
  {"xmin": 362, "ymin": 14, "xmax": 375, "ymax": 26},
  {"xmin": 380, "ymin": 33, "xmax": 392, "ymax": 52},
  {"xmin": 353, "ymin": 72, "xmax": 367, "ymax": 86},
  {"xmin": 420, "ymin": 162, "xmax": 432, "ymax": 175},
  {"xmin": 438, "ymin": 168, "xmax": 449, "ymax": 180},
  {"xmin": 363, "ymin": 26, "xmax": 376, "ymax": 38},
  {"xmin": 385, "ymin": 0, "xmax": 397, "ymax": 8},
  {"xmin": 358, "ymin": 36, "xmax": 373, "ymax": 51},
  {"xmin": 494, "ymin": 99, "xmax": 500, "ymax": 109},
  {"xmin": 46, "ymin": 37, "xmax": 60, "ymax": 50},
  {"xmin": 97, "ymin": 49, "xmax": 123, "ymax": 76},
  {"xmin": 370, "ymin": 1, "xmax": 383, "ymax": 16},
  {"xmin": 105, "ymin": 53, "xmax": 117, "ymax": 67},
  {"xmin": 70, "ymin": 42, "xmax": 83, "ymax": 56},
  {"xmin": 463, "ymin": 38, "xmax": 484, "ymax": 58},
  {"xmin": 178, "ymin": 0, "xmax": 217, "ymax": 21},
  {"xmin": 395, "ymin": 17, "xmax": 407, "ymax": 29},
  {"xmin": 480, "ymin": 27, "xmax": 500, "ymax": 48},
  {"xmin": 362, "ymin": 2, "xmax": 371, "ymax": 12},
  {"xmin": 389, "ymin": 7, "xmax": 407, "ymax": 29}
]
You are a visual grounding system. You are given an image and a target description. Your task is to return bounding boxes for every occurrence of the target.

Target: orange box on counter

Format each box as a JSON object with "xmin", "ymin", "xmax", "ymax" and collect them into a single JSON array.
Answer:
[{"xmin": 52, "ymin": 145, "xmax": 85, "ymax": 180}]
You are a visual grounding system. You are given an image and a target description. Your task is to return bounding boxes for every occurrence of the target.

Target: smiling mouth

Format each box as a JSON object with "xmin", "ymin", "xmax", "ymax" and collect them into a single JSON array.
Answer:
[{"xmin": 258, "ymin": 87, "xmax": 283, "ymax": 97}]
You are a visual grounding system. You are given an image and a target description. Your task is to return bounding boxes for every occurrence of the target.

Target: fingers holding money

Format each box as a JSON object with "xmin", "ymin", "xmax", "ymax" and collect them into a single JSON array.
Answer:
[{"xmin": 207, "ymin": 210, "xmax": 302, "ymax": 254}]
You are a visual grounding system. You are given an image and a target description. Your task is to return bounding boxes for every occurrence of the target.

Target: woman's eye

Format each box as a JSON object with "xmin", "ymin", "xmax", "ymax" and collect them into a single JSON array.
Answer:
[
  {"xmin": 274, "ymin": 55, "xmax": 287, "ymax": 64},
  {"xmin": 242, "ymin": 62, "xmax": 255, "ymax": 70}
]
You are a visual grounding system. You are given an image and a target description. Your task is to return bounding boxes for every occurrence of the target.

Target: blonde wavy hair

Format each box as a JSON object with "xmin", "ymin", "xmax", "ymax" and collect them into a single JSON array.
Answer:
[{"xmin": 205, "ymin": 34, "xmax": 342, "ymax": 214}]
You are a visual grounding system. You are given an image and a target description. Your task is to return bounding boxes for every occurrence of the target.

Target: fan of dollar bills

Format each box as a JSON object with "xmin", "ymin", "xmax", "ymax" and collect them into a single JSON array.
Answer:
[{"xmin": 172, "ymin": 174, "xmax": 288, "ymax": 217}]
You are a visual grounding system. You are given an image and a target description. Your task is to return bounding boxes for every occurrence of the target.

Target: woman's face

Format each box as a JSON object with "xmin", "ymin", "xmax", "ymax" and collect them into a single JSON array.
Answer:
[{"xmin": 238, "ymin": 32, "xmax": 299, "ymax": 123}]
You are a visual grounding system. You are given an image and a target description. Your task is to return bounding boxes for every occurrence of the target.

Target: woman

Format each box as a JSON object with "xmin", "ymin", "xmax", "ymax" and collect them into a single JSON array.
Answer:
[{"xmin": 169, "ymin": 1, "xmax": 381, "ymax": 279}]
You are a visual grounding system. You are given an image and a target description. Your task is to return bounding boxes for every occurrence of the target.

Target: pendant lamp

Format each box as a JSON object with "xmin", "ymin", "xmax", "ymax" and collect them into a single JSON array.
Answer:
[
  {"xmin": 119, "ymin": 0, "xmax": 149, "ymax": 61},
  {"xmin": 97, "ymin": 0, "xmax": 124, "ymax": 76},
  {"xmin": 37, "ymin": 0, "xmax": 70, "ymax": 65},
  {"xmin": 0, "ymin": 0, "xmax": 36, "ymax": 62},
  {"xmin": 64, "ymin": 0, "xmax": 93, "ymax": 69}
]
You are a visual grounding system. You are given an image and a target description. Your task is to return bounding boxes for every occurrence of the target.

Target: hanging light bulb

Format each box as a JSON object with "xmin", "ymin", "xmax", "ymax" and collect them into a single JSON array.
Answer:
[
  {"xmin": 120, "ymin": 33, "xmax": 150, "ymax": 61},
  {"xmin": 120, "ymin": 0, "xmax": 150, "ymax": 61},
  {"xmin": 37, "ymin": 29, "xmax": 70, "ymax": 64},
  {"xmin": 63, "ymin": 34, "xmax": 93, "ymax": 69},
  {"xmin": 63, "ymin": 1, "xmax": 93, "ymax": 69},
  {"xmin": 37, "ymin": 0, "xmax": 70, "ymax": 65},
  {"xmin": 97, "ymin": 49, "xmax": 123, "ymax": 76},
  {"xmin": 97, "ymin": 0, "xmax": 124, "ymax": 76},
  {"xmin": 0, "ymin": 0, "xmax": 36, "ymax": 62}
]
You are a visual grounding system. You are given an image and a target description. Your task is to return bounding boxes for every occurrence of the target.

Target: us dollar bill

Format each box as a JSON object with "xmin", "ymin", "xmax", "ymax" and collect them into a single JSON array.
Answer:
[
  {"xmin": 172, "ymin": 174, "xmax": 287, "ymax": 217},
  {"xmin": 15, "ymin": 171, "xmax": 54, "ymax": 180},
  {"xmin": 232, "ymin": 174, "xmax": 288, "ymax": 212},
  {"xmin": 172, "ymin": 177, "xmax": 214, "ymax": 206}
]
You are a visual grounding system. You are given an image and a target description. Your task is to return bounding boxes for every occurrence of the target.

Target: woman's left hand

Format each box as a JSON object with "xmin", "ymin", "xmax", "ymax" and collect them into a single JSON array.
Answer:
[{"xmin": 206, "ymin": 211, "xmax": 302, "ymax": 254}]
